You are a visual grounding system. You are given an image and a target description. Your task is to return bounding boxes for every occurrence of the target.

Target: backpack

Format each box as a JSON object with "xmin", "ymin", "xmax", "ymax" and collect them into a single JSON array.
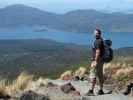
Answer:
[{"xmin": 103, "ymin": 40, "xmax": 113, "ymax": 63}]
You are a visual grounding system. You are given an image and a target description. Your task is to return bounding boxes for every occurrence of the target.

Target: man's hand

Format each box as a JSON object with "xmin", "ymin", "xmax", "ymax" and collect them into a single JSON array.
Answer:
[
  {"xmin": 91, "ymin": 61, "xmax": 97, "ymax": 68},
  {"xmin": 93, "ymin": 61, "xmax": 97, "ymax": 66}
]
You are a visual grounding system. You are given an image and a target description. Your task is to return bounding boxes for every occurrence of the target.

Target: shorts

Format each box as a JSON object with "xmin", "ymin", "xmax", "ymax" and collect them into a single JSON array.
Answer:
[{"xmin": 89, "ymin": 60, "xmax": 104, "ymax": 83}]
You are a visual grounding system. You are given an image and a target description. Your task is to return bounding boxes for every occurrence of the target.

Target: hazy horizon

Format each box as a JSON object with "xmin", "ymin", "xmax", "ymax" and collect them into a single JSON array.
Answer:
[{"xmin": 0, "ymin": 0, "xmax": 133, "ymax": 13}]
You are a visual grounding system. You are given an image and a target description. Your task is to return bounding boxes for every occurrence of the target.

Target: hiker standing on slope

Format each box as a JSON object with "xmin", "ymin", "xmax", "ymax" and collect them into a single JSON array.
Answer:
[{"xmin": 87, "ymin": 29, "xmax": 105, "ymax": 95}]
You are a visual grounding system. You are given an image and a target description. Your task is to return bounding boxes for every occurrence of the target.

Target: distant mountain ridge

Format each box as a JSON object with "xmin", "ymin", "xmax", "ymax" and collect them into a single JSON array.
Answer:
[{"xmin": 0, "ymin": 4, "xmax": 133, "ymax": 33}]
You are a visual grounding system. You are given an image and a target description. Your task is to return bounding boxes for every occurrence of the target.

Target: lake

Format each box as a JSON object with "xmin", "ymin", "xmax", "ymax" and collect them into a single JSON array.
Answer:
[{"xmin": 0, "ymin": 29, "xmax": 133, "ymax": 48}]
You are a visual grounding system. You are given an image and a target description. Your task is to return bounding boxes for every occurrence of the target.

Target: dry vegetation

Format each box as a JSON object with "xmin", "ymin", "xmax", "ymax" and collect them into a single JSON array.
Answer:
[
  {"xmin": 0, "ymin": 57, "xmax": 132, "ymax": 96},
  {"xmin": 103, "ymin": 57, "xmax": 133, "ymax": 88},
  {"xmin": 0, "ymin": 72, "xmax": 33, "ymax": 96}
]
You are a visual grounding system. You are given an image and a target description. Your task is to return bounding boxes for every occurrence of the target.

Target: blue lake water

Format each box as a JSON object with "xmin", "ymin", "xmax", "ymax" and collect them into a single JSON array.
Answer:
[{"xmin": 0, "ymin": 29, "xmax": 133, "ymax": 48}]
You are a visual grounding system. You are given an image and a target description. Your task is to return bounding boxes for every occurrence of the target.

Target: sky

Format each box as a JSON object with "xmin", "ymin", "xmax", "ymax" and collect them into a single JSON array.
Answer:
[{"xmin": 0, "ymin": 0, "xmax": 133, "ymax": 13}]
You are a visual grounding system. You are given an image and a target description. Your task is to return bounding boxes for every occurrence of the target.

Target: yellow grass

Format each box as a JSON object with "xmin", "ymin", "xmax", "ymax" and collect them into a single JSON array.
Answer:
[
  {"xmin": 59, "ymin": 70, "xmax": 72, "ymax": 80},
  {"xmin": 74, "ymin": 67, "xmax": 87, "ymax": 78},
  {"xmin": 0, "ymin": 79, "xmax": 9, "ymax": 96},
  {"xmin": 103, "ymin": 59, "xmax": 133, "ymax": 82},
  {"xmin": 0, "ymin": 72, "xmax": 34, "ymax": 95}
]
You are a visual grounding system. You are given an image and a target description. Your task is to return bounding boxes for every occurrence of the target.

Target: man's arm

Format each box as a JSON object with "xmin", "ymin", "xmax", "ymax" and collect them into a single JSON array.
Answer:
[
  {"xmin": 91, "ymin": 48, "xmax": 101, "ymax": 67},
  {"xmin": 95, "ymin": 48, "xmax": 101, "ymax": 62}
]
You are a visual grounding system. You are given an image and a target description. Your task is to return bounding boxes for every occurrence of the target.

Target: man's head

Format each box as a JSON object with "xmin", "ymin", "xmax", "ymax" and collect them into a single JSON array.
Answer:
[{"xmin": 94, "ymin": 29, "xmax": 101, "ymax": 39}]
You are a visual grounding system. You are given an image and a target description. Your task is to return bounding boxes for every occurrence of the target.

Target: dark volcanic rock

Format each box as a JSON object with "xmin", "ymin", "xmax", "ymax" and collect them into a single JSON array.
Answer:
[
  {"xmin": 20, "ymin": 90, "xmax": 50, "ymax": 100},
  {"xmin": 60, "ymin": 83, "xmax": 76, "ymax": 93},
  {"xmin": 0, "ymin": 92, "xmax": 11, "ymax": 99}
]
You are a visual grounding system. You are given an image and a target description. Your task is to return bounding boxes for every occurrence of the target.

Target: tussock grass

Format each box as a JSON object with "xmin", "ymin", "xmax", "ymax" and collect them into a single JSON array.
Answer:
[
  {"xmin": 103, "ymin": 57, "xmax": 133, "ymax": 83},
  {"xmin": 59, "ymin": 70, "xmax": 73, "ymax": 80},
  {"xmin": 74, "ymin": 67, "xmax": 87, "ymax": 77},
  {"xmin": 0, "ymin": 79, "xmax": 10, "ymax": 96},
  {"xmin": 0, "ymin": 72, "xmax": 34, "ymax": 95}
]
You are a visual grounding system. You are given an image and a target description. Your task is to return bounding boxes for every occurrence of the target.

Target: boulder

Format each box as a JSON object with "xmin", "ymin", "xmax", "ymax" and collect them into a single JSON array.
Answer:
[
  {"xmin": 0, "ymin": 92, "xmax": 11, "ymax": 99},
  {"xmin": 20, "ymin": 90, "xmax": 50, "ymax": 100},
  {"xmin": 60, "ymin": 83, "xmax": 76, "ymax": 93}
]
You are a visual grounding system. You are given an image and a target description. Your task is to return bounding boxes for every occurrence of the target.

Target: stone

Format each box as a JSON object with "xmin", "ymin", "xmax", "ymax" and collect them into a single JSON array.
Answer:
[
  {"xmin": 20, "ymin": 90, "xmax": 50, "ymax": 100},
  {"xmin": 60, "ymin": 83, "xmax": 76, "ymax": 93}
]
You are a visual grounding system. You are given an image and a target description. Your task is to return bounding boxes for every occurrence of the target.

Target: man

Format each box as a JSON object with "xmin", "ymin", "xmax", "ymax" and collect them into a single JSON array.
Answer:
[{"xmin": 87, "ymin": 29, "xmax": 105, "ymax": 95}]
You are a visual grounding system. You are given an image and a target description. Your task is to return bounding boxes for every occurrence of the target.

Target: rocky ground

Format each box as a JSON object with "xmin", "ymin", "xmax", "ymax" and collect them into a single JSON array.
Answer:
[
  {"xmin": 0, "ymin": 65, "xmax": 132, "ymax": 100},
  {"xmin": 6, "ymin": 79, "xmax": 132, "ymax": 100}
]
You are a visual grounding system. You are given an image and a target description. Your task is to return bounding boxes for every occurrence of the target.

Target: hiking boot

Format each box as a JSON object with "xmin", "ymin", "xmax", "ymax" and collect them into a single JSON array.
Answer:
[
  {"xmin": 123, "ymin": 83, "xmax": 133, "ymax": 95},
  {"xmin": 124, "ymin": 88, "xmax": 131, "ymax": 95},
  {"xmin": 98, "ymin": 89, "xmax": 104, "ymax": 95},
  {"xmin": 85, "ymin": 90, "xmax": 94, "ymax": 96}
]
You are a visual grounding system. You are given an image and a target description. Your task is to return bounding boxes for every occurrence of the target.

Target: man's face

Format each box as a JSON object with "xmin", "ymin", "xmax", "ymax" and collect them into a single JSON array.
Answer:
[{"xmin": 94, "ymin": 30, "xmax": 100, "ymax": 39}]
